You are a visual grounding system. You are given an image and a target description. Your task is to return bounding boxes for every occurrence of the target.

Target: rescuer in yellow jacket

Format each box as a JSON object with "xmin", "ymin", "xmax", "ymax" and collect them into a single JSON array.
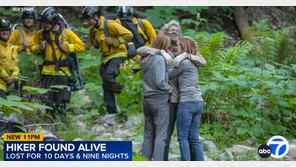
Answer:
[
  {"xmin": 0, "ymin": 19, "xmax": 20, "ymax": 99},
  {"xmin": 30, "ymin": 7, "xmax": 85, "ymax": 119},
  {"xmin": 30, "ymin": 28, "xmax": 85, "ymax": 76},
  {"xmin": 82, "ymin": 6, "xmax": 133, "ymax": 114},
  {"xmin": 116, "ymin": 6, "xmax": 157, "ymax": 73},
  {"xmin": 8, "ymin": 10, "xmax": 37, "ymax": 54}
]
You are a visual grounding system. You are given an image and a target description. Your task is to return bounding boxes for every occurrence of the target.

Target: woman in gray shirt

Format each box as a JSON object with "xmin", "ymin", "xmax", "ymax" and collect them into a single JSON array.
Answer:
[
  {"xmin": 139, "ymin": 34, "xmax": 172, "ymax": 161},
  {"xmin": 169, "ymin": 38, "xmax": 205, "ymax": 161}
]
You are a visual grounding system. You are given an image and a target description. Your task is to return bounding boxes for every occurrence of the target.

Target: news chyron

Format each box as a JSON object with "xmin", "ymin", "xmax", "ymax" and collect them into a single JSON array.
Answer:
[{"xmin": 4, "ymin": 133, "xmax": 132, "ymax": 161}]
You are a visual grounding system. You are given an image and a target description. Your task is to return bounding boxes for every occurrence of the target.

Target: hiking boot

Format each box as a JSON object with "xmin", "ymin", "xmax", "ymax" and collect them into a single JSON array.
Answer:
[{"xmin": 107, "ymin": 106, "xmax": 118, "ymax": 114}]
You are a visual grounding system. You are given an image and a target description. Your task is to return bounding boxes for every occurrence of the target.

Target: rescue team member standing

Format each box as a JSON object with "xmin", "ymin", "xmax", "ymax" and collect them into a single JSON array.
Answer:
[
  {"xmin": 30, "ymin": 7, "xmax": 85, "ymax": 119},
  {"xmin": 82, "ymin": 6, "xmax": 133, "ymax": 114},
  {"xmin": 0, "ymin": 19, "xmax": 19, "ymax": 99},
  {"xmin": 9, "ymin": 10, "xmax": 37, "ymax": 97},
  {"xmin": 116, "ymin": 6, "xmax": 156, "ymax": 73},
  {"xmin": 9, "ymin": 10, "xmax": 37, "ymax": 54}
]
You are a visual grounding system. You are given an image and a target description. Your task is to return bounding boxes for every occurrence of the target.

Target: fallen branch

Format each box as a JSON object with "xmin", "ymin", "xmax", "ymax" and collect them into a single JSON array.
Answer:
[{"xmin": 24, "ymin": 123, "xmax": 61, "ymax": 127}]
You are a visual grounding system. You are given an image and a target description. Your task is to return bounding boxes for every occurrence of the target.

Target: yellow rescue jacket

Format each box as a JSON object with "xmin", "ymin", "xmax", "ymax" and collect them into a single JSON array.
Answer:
[
  {"xmin": 29, "ymin": 28, "xmax": 85, "ymax": 76},
  {"xmin": 133, "ymin": 17, "xmax": 156, "ymax": 46},
  {"xmin": 8, "ymin": 26, "xmax": 36, "ymax": 54},
  {"xmin": 115, "ymin": 17, "xmax": 157, "ymax": 69},
  {"xmin": 89, "ymin": 16, "xmax": 133, "ymax": 65},
  {"xmin": 0, "ymin": 40, "xmax": 20, "ymax": 92}
]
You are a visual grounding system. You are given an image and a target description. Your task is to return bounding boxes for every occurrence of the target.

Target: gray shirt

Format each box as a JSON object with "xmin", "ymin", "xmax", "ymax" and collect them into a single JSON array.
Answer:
[
  {"xmin": 140, "ymin": 54, "xmax": 172, "ymax": 97},
  {"xmin": 169, "ymin": 59, "xmax": 203, "ymax": 102}
]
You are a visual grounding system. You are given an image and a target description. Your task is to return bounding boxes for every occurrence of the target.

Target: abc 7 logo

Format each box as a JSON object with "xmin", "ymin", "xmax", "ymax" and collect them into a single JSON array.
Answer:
[{"xmin": 258, "ymin": 136, "xmax": 289, "ymax": 158}]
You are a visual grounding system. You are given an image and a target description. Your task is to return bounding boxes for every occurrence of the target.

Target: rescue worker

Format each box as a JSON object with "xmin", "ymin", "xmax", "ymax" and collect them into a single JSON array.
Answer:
[
  {"xmin": 81, "ymin": 6, "xmax": 133, "ymax": 114},
  {"xmin": 9, "ymin": 10, "xmax": 37, "ymax": 96},
  {"xmin": 117, "ymin": 6, "xmax": 157, "ymax": 74},
  {"xmin": 9, "ymin": 10, "xmax": 37, "ymax": 54},
  {"xmin": 29, "ymin": 7, "xmax": 85, "ymax": 119},
  {"xmin": 0, "ymin": 19, "xmax": 20, "ymax": 99}
]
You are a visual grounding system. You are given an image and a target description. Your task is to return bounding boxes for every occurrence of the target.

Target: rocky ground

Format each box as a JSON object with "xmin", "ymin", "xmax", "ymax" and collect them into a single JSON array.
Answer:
[{"xmin": 26, "ymin": 113, "xmax": 296, "ymax": 161}]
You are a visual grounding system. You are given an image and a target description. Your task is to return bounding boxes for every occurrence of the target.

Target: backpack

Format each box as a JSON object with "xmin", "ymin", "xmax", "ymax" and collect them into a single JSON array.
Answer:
[
  {"xmin": 137, "ymin": 19, "xmax": 150, "ymax": 44},
  {"xmin": 104, "ymin": 14, "xmax": 147, "ymax": 59}
]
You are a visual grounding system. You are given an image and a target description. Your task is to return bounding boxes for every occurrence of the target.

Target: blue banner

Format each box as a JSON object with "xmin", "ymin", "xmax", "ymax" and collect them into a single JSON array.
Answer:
[{"xmin": 4, "ymin": 141, "xmax": 132, "ymax": 161}]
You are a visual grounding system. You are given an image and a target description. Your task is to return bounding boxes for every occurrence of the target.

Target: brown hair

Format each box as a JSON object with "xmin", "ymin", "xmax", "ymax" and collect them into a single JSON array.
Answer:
[
  {"xmin": 150, "ymin": 34, "xmax": 171, "ymax": 53},
  {"xmin": 179, "ymin": 38, "xmax": 200, "ymax": 56}
]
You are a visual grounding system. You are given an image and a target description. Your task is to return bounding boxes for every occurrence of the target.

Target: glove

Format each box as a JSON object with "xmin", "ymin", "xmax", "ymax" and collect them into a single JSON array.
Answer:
[
  {"xmin": 112, "ymin": 38, "xmax": 120, "ymax": 47},
  {"xmin": 59, "ymin": 41, "xmax": 70, "ymax": 52}
]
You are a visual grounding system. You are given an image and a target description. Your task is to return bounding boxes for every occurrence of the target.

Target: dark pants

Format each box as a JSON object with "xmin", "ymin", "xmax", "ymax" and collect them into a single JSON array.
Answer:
[
  {"xmin": 132, "ymin": 69, "xmax": 141, "ymax": 74},
  {"xmin": 164, "ymin": 103, "xmax": 178, "ymax": 160},
  {"xmin": 142, "ymin": 94, "xmax": 170, "ymax": 161},
  {"xmin": 41, "ymin": 75, "xmax": 70, "ymax": 119},
  {"xmin": 0, "ymin": 89, "xmax": 7, "ymax": 99},
  {"xmin": 100, "ymin": 57, "xmax": 125, "ymax": 114}
]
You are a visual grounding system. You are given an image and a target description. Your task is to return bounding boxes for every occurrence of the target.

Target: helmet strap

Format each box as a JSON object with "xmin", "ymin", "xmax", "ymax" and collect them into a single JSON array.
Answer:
[{"xmin": 94, "ymin": 16, "xmax": 100, "ymax": 28}]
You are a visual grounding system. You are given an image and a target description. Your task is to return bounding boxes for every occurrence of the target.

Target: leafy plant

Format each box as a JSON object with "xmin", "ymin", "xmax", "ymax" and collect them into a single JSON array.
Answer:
[
  {"xmin": 196, "ymin": 21, "xmax": 296, "ymax": 147},
  {"xmin": 56, "ymin": 114, "xmax": 96, "ymax": 141},
  {"xmin": 143, "ymin": 6, "xmax": 208, "ymax": 28},
  {"xmin": 17, "ymin": 53, "xmax": 43, "ymax": 85},
  {"xmin": 0, "ymin": 7, "xmax": 22, "ymax": 20},
  {"xmin": 116, "ymin": 65, "xmax": 143, "ymax": 121},
  {"xmin": 0, "ymin": 95, "xmax": 51, "ymax": 118}
]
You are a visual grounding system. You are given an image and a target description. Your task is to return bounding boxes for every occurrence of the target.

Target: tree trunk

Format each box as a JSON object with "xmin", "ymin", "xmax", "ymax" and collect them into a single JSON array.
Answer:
[{"xmin": 233, "ymin": 7, "xmax": 250, "ymax": 37}]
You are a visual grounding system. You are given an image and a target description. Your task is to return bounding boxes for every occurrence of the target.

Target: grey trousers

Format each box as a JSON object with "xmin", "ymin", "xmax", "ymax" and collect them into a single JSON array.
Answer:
[{"xmin": 142, "ymin": 94, "xmax": 170, "ymax": 161}]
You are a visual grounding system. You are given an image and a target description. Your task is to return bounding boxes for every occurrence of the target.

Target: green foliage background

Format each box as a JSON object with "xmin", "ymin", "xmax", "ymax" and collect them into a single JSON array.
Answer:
[{"xmin": 0, "ymin": 7, "xmax": 296, "ymax": 159}]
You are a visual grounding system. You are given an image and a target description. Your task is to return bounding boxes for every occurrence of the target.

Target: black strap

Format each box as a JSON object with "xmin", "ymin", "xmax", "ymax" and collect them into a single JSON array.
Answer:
[
  {"xmin": 47, "ymin": 38, "xmax": 60, "ymax": 71},
  {"xmin": 103, "ymin": 19, "xmax": 111, "ymax": 53},
  {"xmin": 43, "ymin": 59, "xmax": 70, "ymax": 66},
  {"xmin": 138, "ymin": 19, "xmax": 149, "ymax": 43},
  {"xmin": 40, "ymin": 30, "xmax": 66, "ymax": 76},
  {"xmin": 52, "ymin": 29, "xmax": 83, "ymax": 87},
  {"xmin": 103, "ymin": 19, "xmax": 109, "ymax": 37},
  {"xmin": 54, "ymin": 29, "xmax": 76, "ymax": 70}
]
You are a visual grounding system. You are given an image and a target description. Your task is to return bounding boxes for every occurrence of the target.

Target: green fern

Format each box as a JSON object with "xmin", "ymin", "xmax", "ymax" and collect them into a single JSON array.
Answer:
[
  {"xmin": 246, "ymin": 20, "xmax": 296, "ymax": 65},
  {"xmin": 221, "ymin": 41, "xmax": 252, "ymax": 64},
  {"xmin": 275, "ymin": 27, "xmax": 296, "ymax": 64}
]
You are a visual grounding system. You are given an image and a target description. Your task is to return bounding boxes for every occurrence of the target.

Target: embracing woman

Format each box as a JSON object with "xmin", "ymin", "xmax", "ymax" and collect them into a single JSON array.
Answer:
[
  {"xmin": 138, "ymin": 34, "xmax": 172, "ymax": 161},
  {"xmin": 169, "ymin": 38, "xmax": 205, "ymax": 161}
]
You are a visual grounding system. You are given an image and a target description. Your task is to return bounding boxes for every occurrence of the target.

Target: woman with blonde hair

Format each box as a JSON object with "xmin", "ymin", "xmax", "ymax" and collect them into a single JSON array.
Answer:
[
  {"xmin": 169, "ymin": 38, "xmax": 205, "ymax": 161},
  {"xmin": 139, "ymin": 34, "xmax": 172, "ymax": 161}
]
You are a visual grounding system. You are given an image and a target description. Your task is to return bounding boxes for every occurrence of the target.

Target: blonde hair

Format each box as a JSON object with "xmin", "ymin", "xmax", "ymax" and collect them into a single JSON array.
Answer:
[
  {"xmin": 179, "ymin": 38, "xmax": 200, "ymax": 56},
  {"xmin": 150, "ymin": 34, "xmax": 171, "ymax": 53}
]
